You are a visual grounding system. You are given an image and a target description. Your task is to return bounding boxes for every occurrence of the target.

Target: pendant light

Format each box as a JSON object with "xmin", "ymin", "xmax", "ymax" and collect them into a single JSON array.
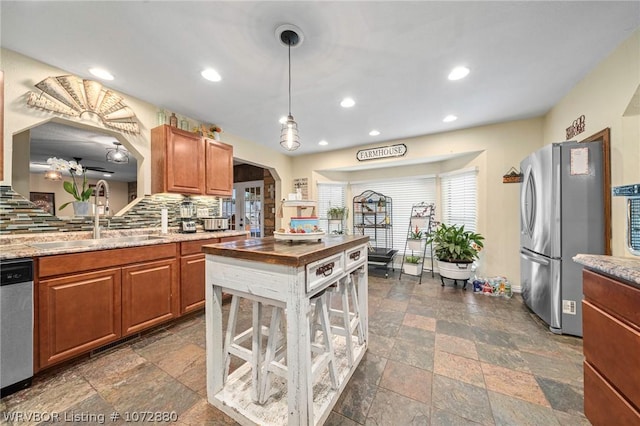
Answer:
[
  {"xmin": 279, "ymin": 28, "xmax": 301, "ymax": 151},
  {"xmin": 106, "ymin": 141, "xmax": 130, "ymax": 164}
]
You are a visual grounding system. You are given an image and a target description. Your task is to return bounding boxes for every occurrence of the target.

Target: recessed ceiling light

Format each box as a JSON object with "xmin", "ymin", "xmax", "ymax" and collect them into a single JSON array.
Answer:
[
  {"xmin": 318, "ymin": 140, "xmax": 328, "ymax": 146},
  {"xmin": 89, "ymin": 68, "xmax": 114, "ymax": 81},
  {"xmin": 201, "ymin": 68, "xmax": 222, "ymax": 82},
  {"xmin": 369, "ymin": 130, "xmax": 380, "ymax": 136},
  {"xmin": 443, "ymin": 115, "xmax": 458, "ymax": 122},
  {"xmin": 340, "ymin": 97, "xmax": 356, "ymax": 108},
  {"xmin": 448, "ymin": 66, "xmax": 470, "ymax": 81},
  {"xmin": 279, "ymin": 116, "xmax": 288, "ymax": 124}
]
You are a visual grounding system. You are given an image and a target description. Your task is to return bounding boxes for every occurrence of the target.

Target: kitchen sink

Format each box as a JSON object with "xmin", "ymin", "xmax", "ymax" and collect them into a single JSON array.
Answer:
[{"xmin": 29, "ymin": 235, "xmax": 166, "ymax": 250}]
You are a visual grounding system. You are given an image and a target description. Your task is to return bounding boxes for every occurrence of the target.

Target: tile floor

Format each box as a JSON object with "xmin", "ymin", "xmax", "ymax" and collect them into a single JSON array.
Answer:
[{"xmin": 0, "ymin": 269, "xmax": 589, "ymax": 425}]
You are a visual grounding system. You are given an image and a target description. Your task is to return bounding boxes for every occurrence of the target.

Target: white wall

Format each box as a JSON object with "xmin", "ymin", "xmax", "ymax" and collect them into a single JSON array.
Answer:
[{"xmin": 544, "ymin": 29, "xmax": 640, "ymax": 258}]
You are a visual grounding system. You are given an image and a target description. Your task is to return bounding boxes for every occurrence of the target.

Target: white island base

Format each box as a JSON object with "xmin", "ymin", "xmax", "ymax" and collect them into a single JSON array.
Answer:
[
  {"xmin": 211, "ymin": 335, "xmax": 365, "ymax": 426},
  {"xmin": 204, "ymin": 235, "xmax": 369, "ymax": 426}
]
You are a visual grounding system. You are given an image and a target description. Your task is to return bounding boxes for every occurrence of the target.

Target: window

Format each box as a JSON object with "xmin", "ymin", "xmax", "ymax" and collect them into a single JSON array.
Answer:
[
  {"xmin": 351, "ymin": 176, "xmax": 436, "ymax": 252},
  {"xmin": 440, "ymin": 168, "xmax": 478, "ymax": 232},
  {"xmin": 317, "ymin": 182, "xmax": 346, "ymax": 232}
]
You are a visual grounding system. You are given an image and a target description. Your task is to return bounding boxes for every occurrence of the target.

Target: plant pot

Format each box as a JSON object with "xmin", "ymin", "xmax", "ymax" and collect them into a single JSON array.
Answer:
[
  {"xmin": 437, "ymin": 260, "xmax": 473, "ymax": 280},
  {"xmin": 72, "ymin": 201, "xmax": 91, "ymax": 216},
  {"xmin": 407, "ymin": 239, "xmax": 422, "ymax": 251},
  {"xmin": 403, "ymin": 263, "xmax": 422, "ymax": 276}
]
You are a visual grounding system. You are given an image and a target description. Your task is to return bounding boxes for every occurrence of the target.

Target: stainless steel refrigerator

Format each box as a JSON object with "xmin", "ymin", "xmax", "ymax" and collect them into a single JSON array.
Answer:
[{"xmin": 520, "ymin": 141, "xmax": 605, "ymax": 336}]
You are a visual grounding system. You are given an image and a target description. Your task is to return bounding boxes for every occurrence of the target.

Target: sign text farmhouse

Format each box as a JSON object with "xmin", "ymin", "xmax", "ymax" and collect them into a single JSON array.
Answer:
[{"xmin": 356, "ymin": 144, "xmax": 407, "ymax": 161}]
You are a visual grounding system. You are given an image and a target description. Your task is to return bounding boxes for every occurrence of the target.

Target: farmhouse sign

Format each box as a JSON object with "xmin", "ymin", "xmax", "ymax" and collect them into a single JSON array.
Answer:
[
  {"xmin": 566, "ymin": 115, "xmax": 586, "ymax": 140},
  {"xmin": 357, "ymin": 144, "xmax": 407, "ymax": 161}
]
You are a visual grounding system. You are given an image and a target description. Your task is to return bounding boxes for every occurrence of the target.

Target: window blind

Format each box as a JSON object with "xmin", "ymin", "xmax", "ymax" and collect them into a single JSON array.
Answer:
[
  {"xmin": 351, "ymin": 177, "xmax": 436, "ymax": 253},
  {"xmin": 317, "ymin": 182, "xmax": 346, "ymax": 231},
  {"xmin": 440, "ymin": 168, "xmax": 478, "ymax": 232}
]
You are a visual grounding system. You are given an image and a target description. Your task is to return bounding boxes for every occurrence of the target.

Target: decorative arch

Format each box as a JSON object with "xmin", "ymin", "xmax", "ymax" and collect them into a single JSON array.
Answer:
[{"xmin": 26, "ymin": 75, "xmax": 140, "ymax": 134}]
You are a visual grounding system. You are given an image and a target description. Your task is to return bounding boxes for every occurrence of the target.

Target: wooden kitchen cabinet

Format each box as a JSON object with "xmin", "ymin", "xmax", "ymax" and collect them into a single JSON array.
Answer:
[
  {"xmin": 582, "ymin": 269, "xmax": 640, "ymax": 425},
  {"xmin": 38, "ymin": 268, "xmax": 121, "ymax": 368},
  {"xmin": 151, "ymin": 125, "xmax": 205, "ymax": 194},
  {"xmin": 151, "ymin": 125, "xmax": 233, "ymax": 196},
  {"xmin": 122, "ymin": 258, "xmax": 179, "ymax": 335},
  {"xmin": 204, "ymin": 138, "xmax": 233, "ymax": 196},
  {"xmin": 179, "ymin": 235, "xmax": 246, "ymax": 314}
]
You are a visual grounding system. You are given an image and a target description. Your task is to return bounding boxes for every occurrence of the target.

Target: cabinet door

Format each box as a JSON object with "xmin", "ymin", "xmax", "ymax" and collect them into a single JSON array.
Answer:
[
  {"xmin": 205, "ymin": 138, "xmax": 233, "ymax": 196},
  {"xmin": 180, "ymin": 253, "xmax": 206, "ymax": 314},
  {"xmin": 39, "ymin": 268, "xmax": 121, "ymax": 368},
  {"xmin": 152, "ymin": 125, "xmax": 205, "ymax": 194},
  {"xmin": 122, "ymin": 259, "xmax": 179, "ymax": 335}
]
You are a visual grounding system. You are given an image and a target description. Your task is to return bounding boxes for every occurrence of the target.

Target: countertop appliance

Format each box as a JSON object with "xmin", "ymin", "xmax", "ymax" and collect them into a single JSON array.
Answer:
[
  {"xmin": 520, "ymin": 140, "xmax": 605, "ymax": 337},
  {"xmin": 612, "ymin": 183, "xmax": 640, "ymax": 255},
  {"xmin": 203, "ymin": 217, "xmax": 229, "ymax": 231},
  {"xmin": 179, "ymin": 200, "xmax": 196, "ymax": 233},
  {"xmin": 1, "ymin": 258, "xmax": 34, "ymax": 397}
]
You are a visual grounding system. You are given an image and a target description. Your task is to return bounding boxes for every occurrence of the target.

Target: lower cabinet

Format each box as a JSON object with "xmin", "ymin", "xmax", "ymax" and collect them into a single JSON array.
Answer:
[
  {"xmin": 122, "ymin": 258, "xmax": 179, "ymax": 335},
  {"xmin": 180, "ymin": 254, "xmax": 206, "ymax": 314},
  {"xmin": 38, "ymin": 268, "xmax": 122, "ymax": 368}
]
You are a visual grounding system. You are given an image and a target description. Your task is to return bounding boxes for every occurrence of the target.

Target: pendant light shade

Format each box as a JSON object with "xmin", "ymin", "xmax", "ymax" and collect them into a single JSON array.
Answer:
[
  {"xmin": 278, "ymin": 28, "xmax": 302, "ymax": 152},
  {"xmin": 106, "ymin": 141, "xmax": 129, "ymax": 164}
]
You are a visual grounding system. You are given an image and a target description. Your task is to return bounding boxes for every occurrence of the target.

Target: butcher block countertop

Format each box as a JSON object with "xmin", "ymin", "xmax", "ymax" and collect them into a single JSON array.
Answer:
[
  {"xmin": 202, "ymin": 234, "xmax": 369, "ymax": 267},
  {"xmin": 573, "ymin": 254, "xmax": 640, "ymax": 287}
]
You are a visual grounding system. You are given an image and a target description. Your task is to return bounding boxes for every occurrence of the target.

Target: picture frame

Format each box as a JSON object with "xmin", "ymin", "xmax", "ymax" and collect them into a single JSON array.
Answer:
[{"xmin": 30, "ymin": 192, "xmax": 55, "ymax": 215}]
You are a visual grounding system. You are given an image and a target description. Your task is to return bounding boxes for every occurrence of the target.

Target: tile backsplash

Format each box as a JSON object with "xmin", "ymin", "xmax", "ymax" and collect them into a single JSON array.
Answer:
[{"xmin": 0, "ymin": 186, "xmax": 222, "ymax": 234}]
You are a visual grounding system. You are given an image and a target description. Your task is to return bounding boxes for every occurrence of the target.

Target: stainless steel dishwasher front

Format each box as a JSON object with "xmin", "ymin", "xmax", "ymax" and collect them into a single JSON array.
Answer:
[{"xmin": 1, "ymin": 258, "xmax": 34, "ymax": 398}]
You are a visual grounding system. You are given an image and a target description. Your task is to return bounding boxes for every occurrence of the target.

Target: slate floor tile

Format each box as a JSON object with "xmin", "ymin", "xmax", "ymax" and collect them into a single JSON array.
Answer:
[
  {"xmin": 432, "ymin": 374, "xmax": 494, "ymax": 425},
  {"xmin": 488, "ymin": 390, "xmax": 560, "ymax": 426}
]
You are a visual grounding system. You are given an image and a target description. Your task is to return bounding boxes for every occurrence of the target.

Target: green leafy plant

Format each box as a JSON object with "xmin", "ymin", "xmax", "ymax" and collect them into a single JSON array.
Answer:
[
  {"xmin": 47, "ymin": 157, "xmax": 92, "ymax": 210},
  {"xmin": 405, "ymin": 255, "xmax": 421, "ymax": 264},
  {"xmin": 327, "ymin": 206, "xmax": 348, "ymax": 220},
  {"xmin": 426, "ymin": 223, "xmax": 484, "ymax": 262}
]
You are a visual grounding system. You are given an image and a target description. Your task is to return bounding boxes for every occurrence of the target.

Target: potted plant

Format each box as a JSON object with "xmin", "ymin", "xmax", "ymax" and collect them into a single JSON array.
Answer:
[
  {"xmin": 407, "ymin": 225, "xmax": 423, "ymax": 251},
  {"xmin": 327, "ymin": 206, "xmax": 348, "ymax": 220},
  {"xmin": 403, "ymin": 255, "xmax": 422, "ymax": 275},
  {"xmin": 426, "ymin": 223, "xmax": 484, "ymax": 281},
  {"xmin": 47, "ymin": 157, "xmax": 93, "ymax": 215}
]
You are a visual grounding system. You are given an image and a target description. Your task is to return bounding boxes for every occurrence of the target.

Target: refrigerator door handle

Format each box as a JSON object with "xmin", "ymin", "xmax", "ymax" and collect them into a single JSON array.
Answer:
[{"xmin": 520, "ymin": 249, "xmax": 550, "ymax": 266}]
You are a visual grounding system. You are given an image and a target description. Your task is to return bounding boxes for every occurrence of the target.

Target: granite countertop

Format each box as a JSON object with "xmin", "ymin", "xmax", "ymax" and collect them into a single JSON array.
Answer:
[
  {"xmin": 203, "ymin": 234, "xmax": 369, "ymax": 267},
  {"xmin": 573, "ymin": 254, "xmax": 640, "ymax": 286},
  {"xmin": 0, "ymin": 228, "xmax": 249, "ymax": 260}
]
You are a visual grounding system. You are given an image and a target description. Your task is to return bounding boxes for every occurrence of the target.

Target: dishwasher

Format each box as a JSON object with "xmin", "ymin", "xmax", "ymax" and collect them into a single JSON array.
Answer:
[{"xmin": 1, "ymin": 258, "xmax": 34, "ymax": 398}]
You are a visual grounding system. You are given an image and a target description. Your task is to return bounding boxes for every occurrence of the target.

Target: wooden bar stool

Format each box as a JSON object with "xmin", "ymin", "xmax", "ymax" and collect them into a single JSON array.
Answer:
[
  {"xmin": 327, "ymin": 271, "xmax": 365, "ymax": 367},
  {"xmin": 259, "ymin": 289, "xmax": 339, "ymax": 407},
  {"xmin": 223, "ymin": 295, "xmax": 268, "ymax": 402}
]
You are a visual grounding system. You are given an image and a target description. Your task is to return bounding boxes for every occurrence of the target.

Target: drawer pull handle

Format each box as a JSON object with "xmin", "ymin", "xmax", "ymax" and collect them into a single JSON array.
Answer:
[
  {"xmin": 316, "ymin": 262, "xmax": 335, "ymax": 277},
  {"xmin": 349, "ymin": 251, "xmax": 361, "ymax": 261}
]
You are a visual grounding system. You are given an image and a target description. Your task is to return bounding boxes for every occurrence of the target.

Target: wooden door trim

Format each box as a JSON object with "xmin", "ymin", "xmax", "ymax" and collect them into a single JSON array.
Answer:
[{"xmin": 580, "ymin": 128, "xmax": 612, "ymax": 255}]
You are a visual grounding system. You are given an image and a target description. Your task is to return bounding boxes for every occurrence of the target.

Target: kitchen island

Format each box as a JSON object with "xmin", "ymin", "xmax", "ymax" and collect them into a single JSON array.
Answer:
[{"xmin": 203, "ymin": 234, "xmax": 369, "ymax": 426}]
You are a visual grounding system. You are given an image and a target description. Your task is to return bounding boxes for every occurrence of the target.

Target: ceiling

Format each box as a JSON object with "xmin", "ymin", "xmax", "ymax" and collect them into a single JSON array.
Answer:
[{"xmin": 2, "ymin": 1, "xmax": 639, "ymax": 159}]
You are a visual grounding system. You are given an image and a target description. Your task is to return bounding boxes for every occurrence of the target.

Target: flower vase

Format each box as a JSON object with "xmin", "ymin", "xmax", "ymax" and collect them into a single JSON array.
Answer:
[
  {"xmin": 213, "ymin": 131, "xmax": 221, "ymax": 141},
  {"xmin": 73, "ymin": 201, "xmax": 91, "ymax": 216}
]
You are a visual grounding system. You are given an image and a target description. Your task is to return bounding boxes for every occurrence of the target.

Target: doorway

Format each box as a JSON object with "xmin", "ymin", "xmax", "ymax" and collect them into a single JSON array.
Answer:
[{"xmin": 233, "ymin": 180, "xmax": 264, "ymax": 238}]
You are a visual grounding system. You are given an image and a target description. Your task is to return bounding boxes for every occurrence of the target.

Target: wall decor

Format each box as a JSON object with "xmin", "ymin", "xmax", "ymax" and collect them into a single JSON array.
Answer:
[
  {"xmin": 293, "ymin": 177, "xmax": 308, "ymax": 199},
  {"xmin": 566, "ymin": 114, "xmax": 586, "ymax": 139},
  {"xmin": 26, "ymin": 75, "xmax": 140, "ymax": 134},
  {"xmin": 357, "ymin": 143, "xmax": 407, "ymax": 161},
  {"xmin": 29, "ymin": 192, "xmax": 55, "ymax": 215}
]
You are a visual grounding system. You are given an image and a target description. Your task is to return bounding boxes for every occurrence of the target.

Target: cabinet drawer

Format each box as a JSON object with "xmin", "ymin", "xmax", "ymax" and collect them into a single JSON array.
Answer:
[
  {"xmin": 583, "ymin": 300, "xmax": 640, "ymax": 408},
  {"xmin": 583, "ymin": 269, "xmax": 640, "ymax": 327},
  {"xmin": 181, "ymin": 238, "xmax": 220, "ymax": 256},
  {"xmin": 306, "ymin": 252, "xmax": 345, "ymax": 294},
  {"xmin": 345, "ymin": 244, "xmax": 367, "ymax": 272},
  {"xmin": 584, "ymin": 361, "xmax": 640, "ymax": 425}
]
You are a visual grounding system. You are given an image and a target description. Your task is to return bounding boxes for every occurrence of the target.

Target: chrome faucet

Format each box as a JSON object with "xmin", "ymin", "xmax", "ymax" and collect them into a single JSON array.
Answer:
[{"xmin": 93, "ymin": 179, "xmax": 110, "ymax": 239}]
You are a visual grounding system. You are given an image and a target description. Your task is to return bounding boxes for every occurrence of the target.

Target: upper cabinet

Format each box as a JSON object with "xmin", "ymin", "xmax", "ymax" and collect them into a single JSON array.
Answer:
[
  {"xmin": 151, "ymin": 125, "xmax": 233, "ymax": 196},
  {"xmin": 204, "ymin": 138, "xmax": 233, "ymax": 196}
]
